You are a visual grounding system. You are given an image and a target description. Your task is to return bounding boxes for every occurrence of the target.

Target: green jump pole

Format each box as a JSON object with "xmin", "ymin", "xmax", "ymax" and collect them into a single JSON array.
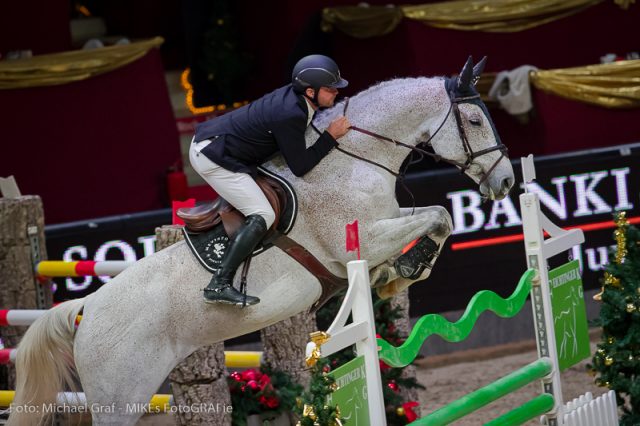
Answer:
[
  {"xmin": 485, "ymin": 393, "xmax": 555, "ymax": 426},
  {"xmin": 409, "ymin": 357, "xmax": 553, "ymax": 426}
]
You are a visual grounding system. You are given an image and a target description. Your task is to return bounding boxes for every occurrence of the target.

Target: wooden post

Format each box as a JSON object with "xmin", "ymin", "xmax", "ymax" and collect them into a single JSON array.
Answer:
[
  {"xmin": 155, "ymin": 225, "xmax": 232, "ymax": 426},
  {"xmin": 260, "ymin": 309, "xmax": 314, "ymax": 389},
  {"xmin": 0, "ymin": 196, "xmax": 52, "ymax": 389}
]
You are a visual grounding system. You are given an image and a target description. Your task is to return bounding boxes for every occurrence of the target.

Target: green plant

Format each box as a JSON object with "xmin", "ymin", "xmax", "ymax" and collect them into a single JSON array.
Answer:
[{"xmin": 228, "ymin": 366, "xmax": 302, "ymax": 426}]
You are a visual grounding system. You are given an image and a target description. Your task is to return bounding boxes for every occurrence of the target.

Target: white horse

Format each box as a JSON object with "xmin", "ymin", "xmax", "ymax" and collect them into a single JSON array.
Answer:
[{"xmin": 9, "ymin": 57, "xmax": 514, "ymax": 425}]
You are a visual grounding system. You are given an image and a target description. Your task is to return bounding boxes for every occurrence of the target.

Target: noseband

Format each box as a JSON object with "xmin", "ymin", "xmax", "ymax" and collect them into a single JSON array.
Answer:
[{"xmin": 334, "ymin": 92, "xmax": 508, "ymax": 187}]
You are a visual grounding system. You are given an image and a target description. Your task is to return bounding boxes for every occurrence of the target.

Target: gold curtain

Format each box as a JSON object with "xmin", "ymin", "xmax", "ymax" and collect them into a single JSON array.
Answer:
[
  {"xmin": 322, "ymin": 0, "xmax": 605, "ymax": 37},
  {"xmin": 530, "ymin": 59, "xmax": 640, "ymax": 108},
  {"xmin": 322, "ymin": 6, "xmax": 404, "ymax": 39},
  {"xmin": 0, "ymin": 37, "xmax": 164, "ymax": 90}
]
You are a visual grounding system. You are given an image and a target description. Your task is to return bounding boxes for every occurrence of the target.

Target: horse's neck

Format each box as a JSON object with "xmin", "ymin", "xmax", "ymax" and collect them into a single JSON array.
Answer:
[{"xmin": 317, "ymin": 77, "xmax": 449, "ymax": 174}]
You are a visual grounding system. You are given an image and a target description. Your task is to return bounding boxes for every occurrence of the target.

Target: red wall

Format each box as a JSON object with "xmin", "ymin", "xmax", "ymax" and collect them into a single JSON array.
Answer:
[
  {"xmin": 234, "ymin": 2, "xmax": 640, "ymax": 158},
  {"xmin": 1, "ymin": 1, "xmax": 638, "ymax": 224},
  {"xmin": 0, "ymin": 49, "xmax": 180, "ymax": 224}
]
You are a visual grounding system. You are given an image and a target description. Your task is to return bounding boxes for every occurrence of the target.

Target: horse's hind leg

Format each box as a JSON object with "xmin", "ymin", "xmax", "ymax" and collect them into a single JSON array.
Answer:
[{"xmin": 74, "ymin": 326, "xmax": 176, "ymax": 425}]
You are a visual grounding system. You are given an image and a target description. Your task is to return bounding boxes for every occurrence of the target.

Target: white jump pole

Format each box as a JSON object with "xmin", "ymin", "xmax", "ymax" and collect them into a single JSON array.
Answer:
[
  {"xmin": 520, "ymin": 154, "xmax": 585, "ymax": 425},
  {"xmin": 306, "ymin": 260, "xmax": 386, "ymax": 425}
]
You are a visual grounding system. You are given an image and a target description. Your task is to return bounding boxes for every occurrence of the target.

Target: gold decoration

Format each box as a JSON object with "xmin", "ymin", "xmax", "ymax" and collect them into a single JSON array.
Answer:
[
  {"xmin": 615, "ymin": 212, "xmax": 629, "ymax": 264},
  {"xmin": 629, "ymin": 355, "xmax": 634, "ymax": 361},
  {"xmin": 305, "ymin": 346, "xmax": 322, "ymax": 367},
  {"xmin": 322, "ymin": 5, "xmax": 404, "ymax": 39},
  {"xmin": 330, "ymin": 382, "xmax": 339, "ymax": 392},
  {"xmin": 323, "ymin": 0, "xmax": 606, "ymax": 37},
  {"xmin": 596, "ymin": 212, "xmax": 631, "ymax": 302},
  {"xmin": 322, "ymin": 405, "xmax": 344, "ymax": 426},
  {"xmin": 310, "ymin": 331, "xmax": 331, "ymax": 346},
  {"xmin": 605, "ymin": 356, "xmax": 614, "ymax": 366},
  {"xmin": 305, "ymin": 331, "xmax": 331, "ymax": 367},
  {"xmin": 597, "ymin": 349, "xmax": 605, "ymax": 356},
  {"xmin": 397, "ymin": 406, "xmax": 406, "ymax": 416},
  {"xmin": 303, "ymin": 404, "xmax": 317, "ymax": 421},
  {"xmin": 593, "ymin": 287, "xmax": 604, "ymax": 301},
  {"xmin": 627, "ymin": 303, "xmax": 637, "ymax": 313},
  {"xmin": 608, "ymin": 337, "xmax": 615, "ymax": 344},
  {"xmin": 530, "ymin": 60, "xmax": 640, "ymax": 109},
  {"xmin": 604, "ymin": 272, "xmax": 621, "ymax": 288},
  {"xmin": 0, "ymin": 37, "xmax": 164, "ymax": 90},
  {"xmin": 333, "ymin": 407, "xmax": 344, "ymax": 426}
]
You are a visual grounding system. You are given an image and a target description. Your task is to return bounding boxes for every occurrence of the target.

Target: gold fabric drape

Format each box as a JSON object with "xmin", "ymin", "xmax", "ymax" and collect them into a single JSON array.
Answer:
[
  {"xmin": 322, "ymin": 6, "xmax": 404, "ymax": 39},
  {"xmin": 322, "ymin": 0, "xmax": 605, "ymax": 37},
  {"xmin": 530, "ymin": 59, "xmax": 640, "ymax": 108},
  {"xmin": 0, "ymin": 37, "xmax": 164, "ymax": 90}
]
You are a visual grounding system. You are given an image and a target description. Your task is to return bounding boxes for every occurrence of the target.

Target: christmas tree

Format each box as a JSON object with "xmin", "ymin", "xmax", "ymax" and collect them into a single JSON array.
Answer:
[
  {"xmin": 295, "ymin": 358, "xmax": 342, "ymax": 426},
  {"xmin": 589, "ymin": 212, "xmax": 640, "ymax": 426}
]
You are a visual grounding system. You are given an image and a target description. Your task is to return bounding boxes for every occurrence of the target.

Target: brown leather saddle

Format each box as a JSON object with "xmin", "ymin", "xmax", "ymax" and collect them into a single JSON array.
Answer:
[
  {"xmin": 177, "ymin": 176, "xmax": 286, "ymax": 238},
  {"xmin": 177, "ymin": 170, "xmax": 348, "ymax": 312}
]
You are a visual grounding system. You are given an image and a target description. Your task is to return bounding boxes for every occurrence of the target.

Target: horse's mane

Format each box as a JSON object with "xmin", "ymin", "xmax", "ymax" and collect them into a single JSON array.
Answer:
[{"xmin": 313, "ymin": 76, "xmax": 444, "ymax": 128}]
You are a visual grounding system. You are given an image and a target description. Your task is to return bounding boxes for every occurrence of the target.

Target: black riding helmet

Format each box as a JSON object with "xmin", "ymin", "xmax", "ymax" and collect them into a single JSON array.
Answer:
[{"xmin": 292, "ymin": 55, "xmax": 348, "ymax": 104}]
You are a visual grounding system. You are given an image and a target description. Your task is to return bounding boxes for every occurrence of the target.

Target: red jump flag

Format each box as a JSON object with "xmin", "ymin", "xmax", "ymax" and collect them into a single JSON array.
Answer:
[
  {"xmin": 345, "ymin": 220, "xmax": 360, "ymax": 260},
  {"xmin": 172, "ymin": 198, "xmax": 196, "ymax": 225}
]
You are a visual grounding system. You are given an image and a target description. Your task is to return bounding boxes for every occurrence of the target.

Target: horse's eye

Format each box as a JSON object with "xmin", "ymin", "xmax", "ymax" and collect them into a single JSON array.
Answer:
[{"xmin": 469, "ymin": 117, "xmax": 482, "ymax": 127}]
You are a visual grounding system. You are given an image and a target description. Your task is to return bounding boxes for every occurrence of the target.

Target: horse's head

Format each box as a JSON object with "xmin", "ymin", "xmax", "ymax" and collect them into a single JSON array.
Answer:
[
  {"xmin": 428, "ymin": 56, "xmax": 514, "ymax": 200},
  {"xmin": 309, "ymin": 59, "xmax": 513, "ymax": 200}
]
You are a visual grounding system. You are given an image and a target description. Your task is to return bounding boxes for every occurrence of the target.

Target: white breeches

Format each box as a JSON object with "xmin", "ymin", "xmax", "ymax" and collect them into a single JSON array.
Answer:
[{"xmin": 189, "ymin": 139, "xmax": 276, "ymax": 228}]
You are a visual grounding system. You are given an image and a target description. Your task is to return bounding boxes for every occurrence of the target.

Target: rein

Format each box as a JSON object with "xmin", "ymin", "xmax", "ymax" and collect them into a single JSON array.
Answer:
[{"xmin": 324, "ymin": 93, "xmax": 508, "ymax": 208}]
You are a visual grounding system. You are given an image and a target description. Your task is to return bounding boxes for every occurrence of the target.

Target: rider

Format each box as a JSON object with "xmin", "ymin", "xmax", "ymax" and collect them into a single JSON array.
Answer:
[{"xmin": 190, "ymin": 54, "xmax": 352, "ymax": 306}]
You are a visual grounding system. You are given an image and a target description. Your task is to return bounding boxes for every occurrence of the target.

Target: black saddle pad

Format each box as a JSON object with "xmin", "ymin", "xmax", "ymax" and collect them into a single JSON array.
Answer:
[
  {"xmin": 182, "ymin": 226, "xmax": 230, "ymax": 273},
  {"xmin": 182, "ymin": 167, "xmax": 297, "ymax": 273}
]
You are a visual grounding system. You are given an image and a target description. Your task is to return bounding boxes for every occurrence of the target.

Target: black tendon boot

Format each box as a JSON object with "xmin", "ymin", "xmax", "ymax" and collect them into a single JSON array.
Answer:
[
  {"xmin": 203, "ymin": 215, "xmax": 268, "ymax": 306},
  {"xmin": 394, "ymin": 235, "xmax": 440, "ymax": 280}
]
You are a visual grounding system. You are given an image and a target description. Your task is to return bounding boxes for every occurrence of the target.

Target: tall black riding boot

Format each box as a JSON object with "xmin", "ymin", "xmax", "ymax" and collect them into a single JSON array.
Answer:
[{"xmin": 203, "ymin": 215, "xmax": 268, "ymax": 306}]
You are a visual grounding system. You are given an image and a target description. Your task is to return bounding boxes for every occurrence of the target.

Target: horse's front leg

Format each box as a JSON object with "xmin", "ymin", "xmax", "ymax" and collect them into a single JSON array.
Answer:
[{"xmin": 366, "ymin": 206, "xmax": 452, "ymax": 297}]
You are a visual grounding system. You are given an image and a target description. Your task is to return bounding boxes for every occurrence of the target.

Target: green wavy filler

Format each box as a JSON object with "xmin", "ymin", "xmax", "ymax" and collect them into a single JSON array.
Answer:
[{"xmin": 378, "ymin": 269, "xmax": 535, "ymax": 368}]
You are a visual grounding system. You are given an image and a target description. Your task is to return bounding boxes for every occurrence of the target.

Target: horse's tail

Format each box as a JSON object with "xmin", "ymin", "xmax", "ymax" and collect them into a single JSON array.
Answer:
[{"xmin": 7, "ymin": 298, "xmax": 86, "ymax": 426}]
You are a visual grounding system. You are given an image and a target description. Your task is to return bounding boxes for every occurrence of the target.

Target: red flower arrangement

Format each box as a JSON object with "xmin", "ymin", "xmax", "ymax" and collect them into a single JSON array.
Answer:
[{"xmin": 228, "ymin": 367, "xmax": 302, "ymax": 426}]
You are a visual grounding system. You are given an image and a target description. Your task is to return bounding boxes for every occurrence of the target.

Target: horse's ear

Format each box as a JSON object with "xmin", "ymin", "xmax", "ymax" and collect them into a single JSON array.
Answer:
[
  {"xmin": 472, "ymin": 56, "xmax": 487, "ymax": 84},
  {"xmin": 457, "ymin": 56, "xmax": 474, "ymax": 90}
]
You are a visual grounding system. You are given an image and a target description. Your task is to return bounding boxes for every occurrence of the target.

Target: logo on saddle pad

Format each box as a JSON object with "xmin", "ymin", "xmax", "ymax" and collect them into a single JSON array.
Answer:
[
  {"xmin": 204, "ymin": 235, "xmax": 229, "ymax": 266},
  {"xmin": 183, "ymin": 227, "xmax": 231, "ymax": 273},
  {"xmin": 212, "ymin": 242, "xmax": 225, "ymax": 258}
]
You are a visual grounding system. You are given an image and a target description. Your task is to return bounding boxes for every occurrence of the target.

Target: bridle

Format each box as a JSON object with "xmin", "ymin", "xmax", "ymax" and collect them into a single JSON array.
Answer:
[{"xmin": 332, "ymin": 92, "xmax": 508, "ymax": 187}]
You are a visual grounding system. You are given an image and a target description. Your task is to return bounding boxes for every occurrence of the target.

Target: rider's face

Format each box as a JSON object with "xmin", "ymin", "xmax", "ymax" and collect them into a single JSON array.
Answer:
[{"xmin": 317, "ymin": 87, "xmax": 338, "ymax": 108}]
